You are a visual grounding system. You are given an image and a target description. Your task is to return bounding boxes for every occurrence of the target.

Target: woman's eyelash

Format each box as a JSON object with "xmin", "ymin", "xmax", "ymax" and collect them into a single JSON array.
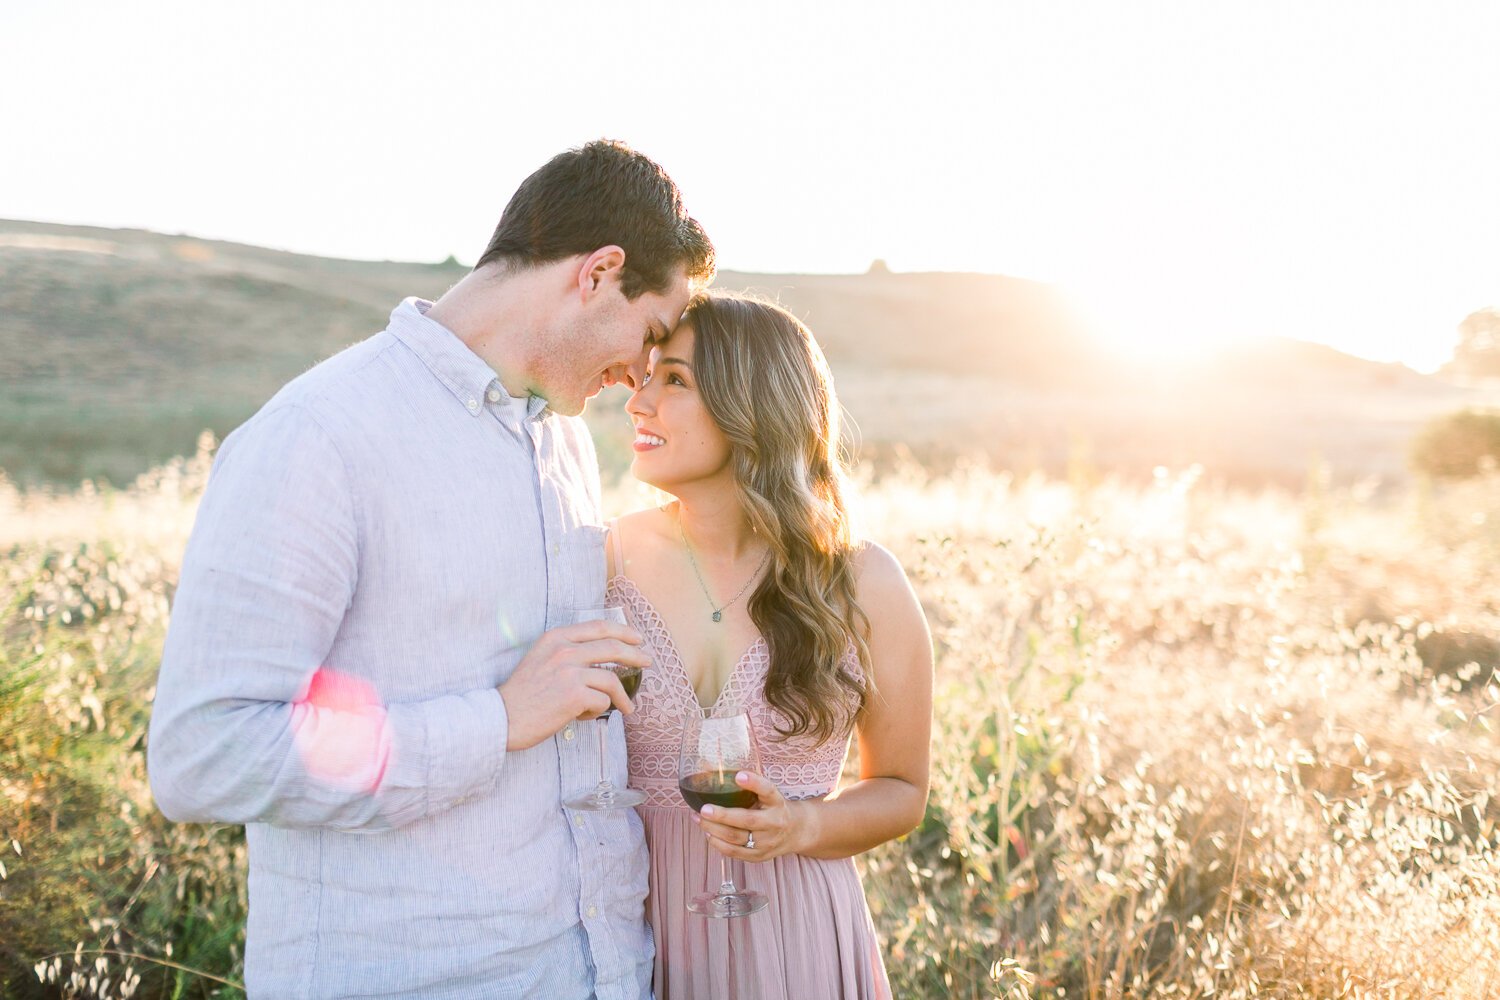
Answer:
[{"xmin": 641, "ymin": 370, "xmax": 686, "ymax": 388}]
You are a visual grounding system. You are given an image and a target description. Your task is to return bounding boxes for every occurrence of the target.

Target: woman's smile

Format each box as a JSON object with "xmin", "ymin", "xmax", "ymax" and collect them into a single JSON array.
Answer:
[{"xmin": 633, "ymin": 428, "xmax": 667, "ymax": 452}]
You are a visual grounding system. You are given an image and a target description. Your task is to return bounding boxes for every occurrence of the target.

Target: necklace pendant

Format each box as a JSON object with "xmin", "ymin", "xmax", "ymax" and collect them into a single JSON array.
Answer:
[{"xmin": 712, "ymin": 610, "xmax": 723, "ymax": 623}]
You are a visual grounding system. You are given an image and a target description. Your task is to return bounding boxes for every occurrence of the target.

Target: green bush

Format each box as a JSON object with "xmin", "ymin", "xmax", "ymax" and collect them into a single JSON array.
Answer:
[
  {"xmin": 1411, "ymin": 409, "xmax": 1500, "ymax": 478},
  {"xmin": 0, "ymin": 541, "xmax": 246, "ymax": 999}
]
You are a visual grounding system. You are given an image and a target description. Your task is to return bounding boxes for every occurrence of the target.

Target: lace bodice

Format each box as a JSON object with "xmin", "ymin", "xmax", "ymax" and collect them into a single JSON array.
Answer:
[{"xmin": 609, "ymin": 575, "xmax": 860, "ymax": 810}]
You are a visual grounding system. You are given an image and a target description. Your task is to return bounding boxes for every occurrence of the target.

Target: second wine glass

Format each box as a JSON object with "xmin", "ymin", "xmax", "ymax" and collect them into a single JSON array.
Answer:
[
  {"xmin": 565, "ymin": 606, "xmax": 647, "ymax": 811},
  {"xmin": 678, "ymin": 706, "xmax": 768, "ymax": 918}
]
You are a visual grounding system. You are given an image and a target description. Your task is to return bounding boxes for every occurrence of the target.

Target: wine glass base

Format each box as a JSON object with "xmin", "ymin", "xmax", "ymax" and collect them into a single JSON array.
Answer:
[
  {"xmin": 688, "ymin": 890, "xmax": 768, "ymax": 919},
  {"xmin": 565, "ymin": 786, "xmax": 648, "ymax": 811}
]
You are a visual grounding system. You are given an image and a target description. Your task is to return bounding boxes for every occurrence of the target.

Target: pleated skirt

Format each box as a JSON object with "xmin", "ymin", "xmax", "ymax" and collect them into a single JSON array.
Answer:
[{"xmin": 640, "ymin": 804, "xmax": 892, "ymax": 1000}]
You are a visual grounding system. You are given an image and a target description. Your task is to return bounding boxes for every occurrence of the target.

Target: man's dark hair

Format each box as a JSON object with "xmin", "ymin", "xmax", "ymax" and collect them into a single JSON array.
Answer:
[{"xmin": 475, "ymin": 139, "xmax": 715, "ymax": 300}]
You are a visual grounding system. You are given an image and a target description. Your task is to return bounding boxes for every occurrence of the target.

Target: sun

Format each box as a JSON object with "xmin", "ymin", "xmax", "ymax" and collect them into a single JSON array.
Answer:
[{"xmin": 1060, "ymin": 277, "xmax": 1243, "ymax": 368}]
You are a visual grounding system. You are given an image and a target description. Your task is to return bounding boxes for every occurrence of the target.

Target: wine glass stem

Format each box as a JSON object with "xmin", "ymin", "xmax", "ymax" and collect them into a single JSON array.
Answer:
[
  {"xmin": 596, "ymin": 717, "xmax": 610, "ymax": 791},
  {"xmin": 719, "ymin": 854, "xmax": 735, "ymax": 895}
]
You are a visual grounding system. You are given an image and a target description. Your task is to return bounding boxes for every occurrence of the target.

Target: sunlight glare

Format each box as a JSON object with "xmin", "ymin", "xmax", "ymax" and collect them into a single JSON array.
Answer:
[
  {"xmin": 1063, "ymin": 273, "xmax": 1239, "ymax": 368},
  {"xmin": 291, "ymin": 667, "xmax": 391, "ymax": 794},
  {"xmin": 495, "ymin": 607, "xmax": 522, "ymax": 650}
]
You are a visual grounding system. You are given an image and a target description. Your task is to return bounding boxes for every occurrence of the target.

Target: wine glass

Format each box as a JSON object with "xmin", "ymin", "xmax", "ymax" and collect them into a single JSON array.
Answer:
[
  {"xmin": 678, "ymin": 707, "xmax": 768, "ymax": 918},
  {"xmin": 564, "ymin": 606, "xmax": 648, "ymax": 811}
]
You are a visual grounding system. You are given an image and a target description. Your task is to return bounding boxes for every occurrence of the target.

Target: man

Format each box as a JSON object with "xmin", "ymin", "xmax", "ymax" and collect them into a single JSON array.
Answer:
[{"xmin": 148, "ymin": 140, "xmax": 715, "ymax": 999}]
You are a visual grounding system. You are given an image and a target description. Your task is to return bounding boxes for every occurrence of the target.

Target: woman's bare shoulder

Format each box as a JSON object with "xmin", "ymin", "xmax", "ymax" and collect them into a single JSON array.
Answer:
[
  {"xmin": 613, "ymin": 506, "xmax": 672, "ymax": 540},
  {"xmin": 851, "ymin": 539, "xmax": 914, "ymax": 602},
  {"xmin": 607, "ymin": 506, "xmax": 674, "ymax": 578}
]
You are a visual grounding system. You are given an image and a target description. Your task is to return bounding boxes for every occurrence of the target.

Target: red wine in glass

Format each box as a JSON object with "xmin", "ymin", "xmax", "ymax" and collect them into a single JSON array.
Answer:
[
  {"xmin": 679, "ymin": 771, "xmax": 757, "ymax": 811},
  {"xmin": 608, "ymin": 666, "xmax": 643, "ymax": 709}
]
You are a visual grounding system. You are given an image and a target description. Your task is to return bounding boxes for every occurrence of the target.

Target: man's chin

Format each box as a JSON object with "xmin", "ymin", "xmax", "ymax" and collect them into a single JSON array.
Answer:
[{"xmin": 553, "ymin": 399, "xmax": 586, "ymax": 417}]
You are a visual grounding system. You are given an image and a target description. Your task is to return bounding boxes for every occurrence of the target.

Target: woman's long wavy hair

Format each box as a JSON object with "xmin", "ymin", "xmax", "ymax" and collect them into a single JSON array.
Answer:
[{"xmin": 683, "ymin": 292, "xmax": 871, "ymax": 744}]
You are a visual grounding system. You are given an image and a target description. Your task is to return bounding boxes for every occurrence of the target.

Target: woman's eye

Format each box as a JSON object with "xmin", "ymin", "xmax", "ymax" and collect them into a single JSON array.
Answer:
[{"xmin": 667, "ymin": 374, "xmax": 686, "ymax": 386}]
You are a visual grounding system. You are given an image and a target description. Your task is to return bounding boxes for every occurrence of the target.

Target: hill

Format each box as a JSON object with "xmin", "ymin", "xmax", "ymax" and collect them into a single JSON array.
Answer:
[{"xmin": 0, "ymin": 219, "xmax": 1487, "ymax": 488}]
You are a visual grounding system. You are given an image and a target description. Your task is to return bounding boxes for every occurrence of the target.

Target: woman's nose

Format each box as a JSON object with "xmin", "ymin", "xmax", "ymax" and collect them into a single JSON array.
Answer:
[{"xmin": 625, "ymin": 383, "xmax": 652, "ymax": 417}]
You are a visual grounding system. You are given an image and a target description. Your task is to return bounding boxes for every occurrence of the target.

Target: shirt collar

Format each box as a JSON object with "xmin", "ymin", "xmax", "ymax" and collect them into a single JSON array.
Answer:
[{"xmin": 387, "ymin": 297, "xmax": 519, "ymax": 419}]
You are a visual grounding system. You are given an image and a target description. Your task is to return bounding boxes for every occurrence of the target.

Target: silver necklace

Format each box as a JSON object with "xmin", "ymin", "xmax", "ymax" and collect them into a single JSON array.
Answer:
[{"xmin": 677, "ymin": 513, "xmax": 769, "ymax": 623}]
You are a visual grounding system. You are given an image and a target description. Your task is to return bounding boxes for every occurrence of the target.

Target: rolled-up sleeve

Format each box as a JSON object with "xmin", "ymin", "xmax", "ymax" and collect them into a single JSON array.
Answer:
[{"xmin": 147, "ymin": 404, "xmax": 507, "ymax": 832}]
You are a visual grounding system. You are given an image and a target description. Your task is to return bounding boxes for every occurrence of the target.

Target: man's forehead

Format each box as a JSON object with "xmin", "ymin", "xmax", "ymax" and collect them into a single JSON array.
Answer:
[
  {"xmin": 659, "ymin": 272, "xmax": 693, "ymax": 331},
  {"xmin": 668, "ymin": 271, "xmax": 693, "ymax": 312}
]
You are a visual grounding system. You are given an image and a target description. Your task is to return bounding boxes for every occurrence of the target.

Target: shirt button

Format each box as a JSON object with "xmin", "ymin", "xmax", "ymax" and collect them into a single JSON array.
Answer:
[
  {"xmin": 466, "ymin": 398, "xmax": 479, "ymax": 413},
  {"xmin": 586, "ymin": 905, "xmax": 598, "ymax": 918},
  {"xmin": 486, "ymin": 388, "xmax": 501, "ymax": 403},
  {"xmin": 574, "ymin": 814, "xmax": 585, "ymax": 828},
  {"xmin": 563, "ymin": 724, "xmax": 575, "ymax": 740}
]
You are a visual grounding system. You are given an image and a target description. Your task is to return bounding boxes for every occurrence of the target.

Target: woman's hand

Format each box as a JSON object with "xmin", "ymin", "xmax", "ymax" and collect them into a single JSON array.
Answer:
[{"xmin": 695, "ymin": 771, "xmax": 815, "ymax": 862}]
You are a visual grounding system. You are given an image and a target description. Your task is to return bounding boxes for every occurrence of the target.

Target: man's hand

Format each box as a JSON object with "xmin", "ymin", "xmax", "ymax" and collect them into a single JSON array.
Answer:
[{"xmin": 498, "ymin": 618, "xmax": 649, "ymax": 751}]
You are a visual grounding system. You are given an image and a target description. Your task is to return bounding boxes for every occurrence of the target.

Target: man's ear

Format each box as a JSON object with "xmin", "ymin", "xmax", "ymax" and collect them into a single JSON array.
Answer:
[{"xmin": 576, "ymin": 246, "xmax": 627, "ymax": 301}]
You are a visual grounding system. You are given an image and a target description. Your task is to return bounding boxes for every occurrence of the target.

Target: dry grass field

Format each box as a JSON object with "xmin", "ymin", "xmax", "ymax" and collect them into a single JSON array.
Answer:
[
  {"xmin": 5, "ymin": 217, "xmax": 1500, "ymax": 997},
  {"xmin": 4, "ymin": 446, "xmax": 1500, "ymax": 998}
]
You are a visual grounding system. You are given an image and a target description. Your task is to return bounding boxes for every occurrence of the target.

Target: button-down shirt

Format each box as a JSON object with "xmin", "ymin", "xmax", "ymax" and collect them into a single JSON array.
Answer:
[{"xmin": 148, "ymin": 298, "xmax": 652, "ymax": 1000}]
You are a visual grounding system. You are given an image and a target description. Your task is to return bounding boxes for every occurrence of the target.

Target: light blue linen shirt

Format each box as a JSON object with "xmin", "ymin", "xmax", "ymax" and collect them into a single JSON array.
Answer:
[{"xmin": 148, "ymin": 298, "xmax": 652, "ymax": 1000}]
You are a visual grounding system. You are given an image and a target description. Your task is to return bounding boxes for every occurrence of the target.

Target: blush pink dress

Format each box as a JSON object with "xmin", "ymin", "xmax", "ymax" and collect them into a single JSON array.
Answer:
[{"xmin": 609, "ymin": 573, "xmax": 893, "ymax": 1000}]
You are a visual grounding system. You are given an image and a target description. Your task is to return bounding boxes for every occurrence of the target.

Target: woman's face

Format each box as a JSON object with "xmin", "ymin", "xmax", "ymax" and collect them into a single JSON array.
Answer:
[{"xmin": 624, "ymin": 322, "xmax": 734, "ymax": 494}]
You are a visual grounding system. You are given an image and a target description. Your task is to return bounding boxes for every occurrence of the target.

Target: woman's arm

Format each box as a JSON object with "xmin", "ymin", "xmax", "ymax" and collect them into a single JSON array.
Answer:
[{"xmin": 697, "ymin": 541, "xmax": 934, "ymax": 860}]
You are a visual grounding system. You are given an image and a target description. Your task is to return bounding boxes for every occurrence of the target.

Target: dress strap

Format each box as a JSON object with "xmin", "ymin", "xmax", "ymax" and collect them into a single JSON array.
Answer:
[{"xmin": 607, "ymin": 517, "xmax": 626, "ymax": 579}]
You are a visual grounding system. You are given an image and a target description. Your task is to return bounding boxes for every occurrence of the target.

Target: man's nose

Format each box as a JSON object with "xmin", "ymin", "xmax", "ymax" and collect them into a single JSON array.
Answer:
[
  {"xmin": 602, "ymin": 365, "xmax": 634, "ymax": 391},
  {"xmin": 614, "ymin": 356, "xmax": 648, "ymax": 392}
]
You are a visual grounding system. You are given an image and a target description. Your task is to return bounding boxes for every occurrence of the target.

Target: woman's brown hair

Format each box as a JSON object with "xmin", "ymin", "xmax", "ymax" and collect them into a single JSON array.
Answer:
[{"xmin": 683, "ymin": 292, "xmax": 870, "ymax": 744}]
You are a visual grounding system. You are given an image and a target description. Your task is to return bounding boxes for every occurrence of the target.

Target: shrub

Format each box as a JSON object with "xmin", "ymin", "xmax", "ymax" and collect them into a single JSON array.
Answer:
[
  {"xmin": 1410, "ymin": 409, "xmax": 1500, "ymax": 478},
  {"xmin": 0, "ymin": 539, "xmax": 248, "ymax": 999}
]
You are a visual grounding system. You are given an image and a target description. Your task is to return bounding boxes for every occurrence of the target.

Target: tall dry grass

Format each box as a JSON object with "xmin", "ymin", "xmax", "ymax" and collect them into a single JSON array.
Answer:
[
  {"xmin": 857, "ymin": 463, "xmax": 1500, "ymax": 998},
  {"xmin": 2, "ymin": 441, "xmax": 243, "ymax": 999},
  {"xmin": 3, "ymin": 446, "xmax": 1499, "ymax": 998}
]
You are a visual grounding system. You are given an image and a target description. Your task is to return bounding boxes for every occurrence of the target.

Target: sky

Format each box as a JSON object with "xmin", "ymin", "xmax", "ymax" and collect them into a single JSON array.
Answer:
[{"xmin": 3, "ymin": 1, "xmax": 1497, "ymax": 372}]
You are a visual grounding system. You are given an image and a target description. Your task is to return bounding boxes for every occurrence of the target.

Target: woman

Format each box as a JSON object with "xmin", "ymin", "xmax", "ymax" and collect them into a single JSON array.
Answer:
[{"xmin": 606, "ymin": 292, "xmax": 934, "ymax": 999}]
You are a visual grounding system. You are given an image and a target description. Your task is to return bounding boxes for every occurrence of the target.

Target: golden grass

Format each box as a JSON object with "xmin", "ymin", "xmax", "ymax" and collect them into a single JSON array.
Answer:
[
  {"xmin": 852, "ymin": 462, "xmax": 1500, "ymax": 998},
  {"xmin": 4, "ymin": 447, "xmax": 1499, "ymax": 998}
]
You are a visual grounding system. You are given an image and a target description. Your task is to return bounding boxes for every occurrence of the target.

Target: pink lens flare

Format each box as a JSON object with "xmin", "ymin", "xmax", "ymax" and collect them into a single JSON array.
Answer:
[{"xmin": 291, "ymin": 668, "xmax": 391, "ymax": 793}]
